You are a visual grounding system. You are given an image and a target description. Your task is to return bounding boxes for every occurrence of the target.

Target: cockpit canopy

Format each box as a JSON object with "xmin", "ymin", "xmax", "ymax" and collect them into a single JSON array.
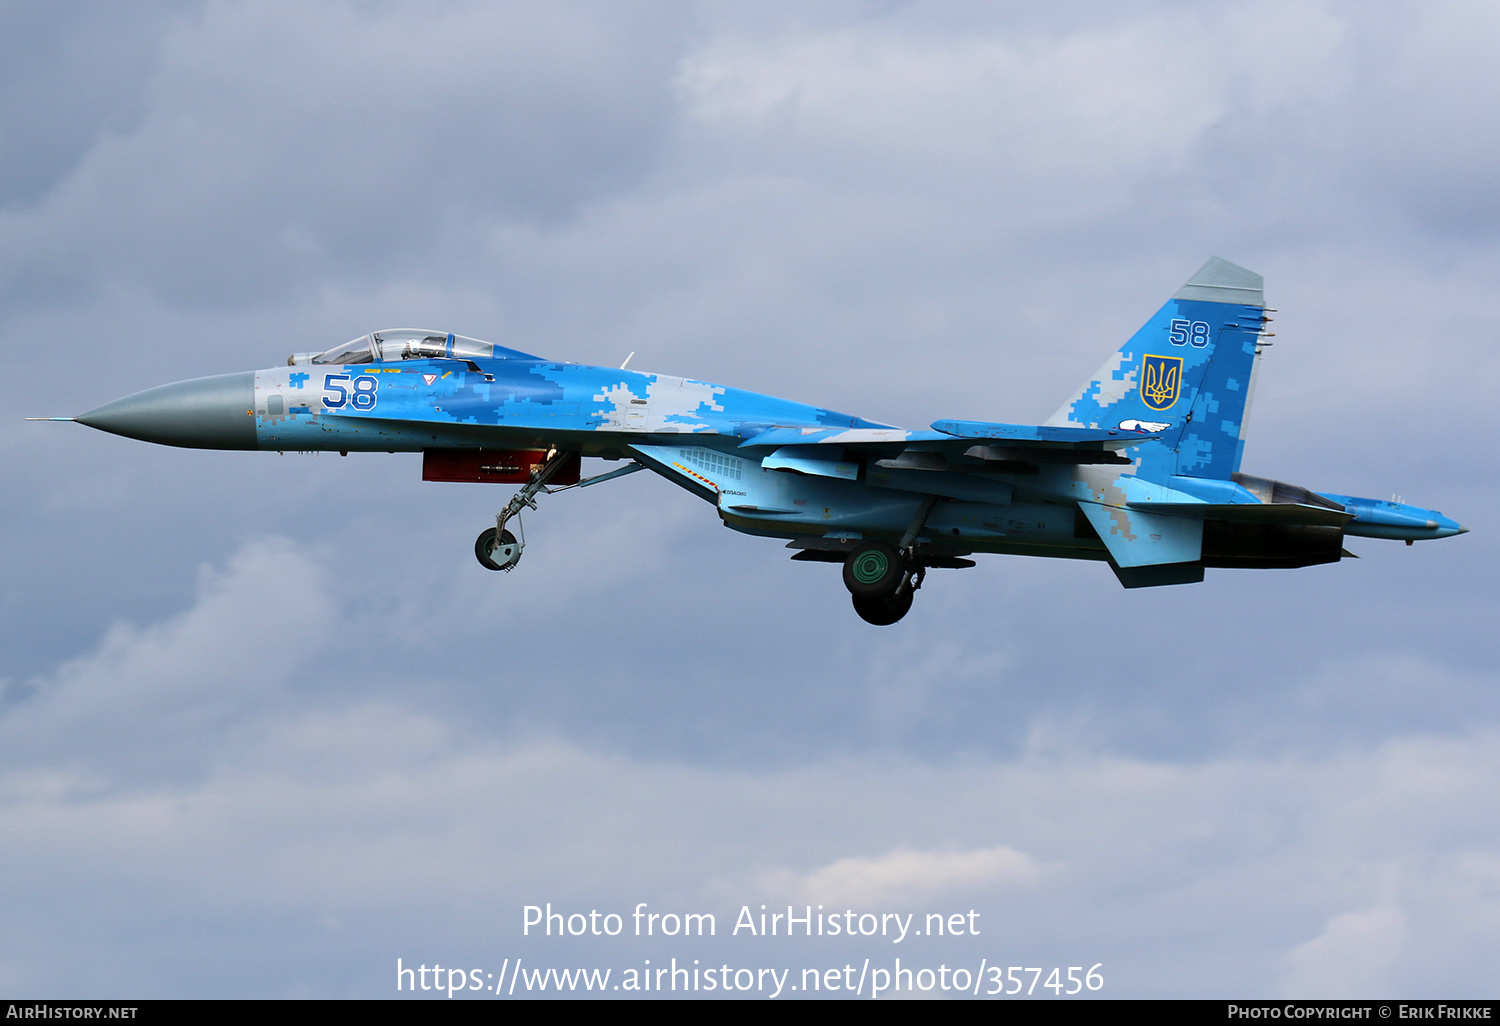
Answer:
[{"xmin": 289, "ymin": 329, "xmax": 533, "ymax": 366}]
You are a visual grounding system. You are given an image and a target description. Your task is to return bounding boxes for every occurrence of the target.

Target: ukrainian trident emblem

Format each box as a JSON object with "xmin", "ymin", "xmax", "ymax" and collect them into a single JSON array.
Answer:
[{"xmin": 1140, "ymin": 354, "xmax": 1183, "ymax": 411}]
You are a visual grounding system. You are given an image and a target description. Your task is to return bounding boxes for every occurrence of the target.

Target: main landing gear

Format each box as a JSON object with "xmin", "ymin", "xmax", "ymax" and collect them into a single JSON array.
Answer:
[
  {"xmin": 841, "ymin": 496, "xmax": 937, "ymax": 626},
  {"xmin": 474, "ymin": 451, "xmax": 644, "ymax": 572}
]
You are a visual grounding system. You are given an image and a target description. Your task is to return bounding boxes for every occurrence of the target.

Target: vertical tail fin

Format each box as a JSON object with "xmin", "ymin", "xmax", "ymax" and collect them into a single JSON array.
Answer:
[{"xmin": 1047, "ymin": 257, "xmax": 1269, "ymax": 482}]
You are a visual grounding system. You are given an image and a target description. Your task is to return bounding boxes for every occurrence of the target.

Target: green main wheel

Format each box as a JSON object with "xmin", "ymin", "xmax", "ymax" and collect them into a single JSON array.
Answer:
[{"xmin": 843, "ymin": 541, "xmax": 902, "ymax": 598}]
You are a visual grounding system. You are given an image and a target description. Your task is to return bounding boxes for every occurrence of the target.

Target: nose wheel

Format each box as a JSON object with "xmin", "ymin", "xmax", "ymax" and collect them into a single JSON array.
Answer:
[
  {"xmin": 470, "ymin": 454, "xmax": 646, "ymax": 575},
  {"xmin": 475, "ymin": 527, "xmax": 521, "ymax": 572}
]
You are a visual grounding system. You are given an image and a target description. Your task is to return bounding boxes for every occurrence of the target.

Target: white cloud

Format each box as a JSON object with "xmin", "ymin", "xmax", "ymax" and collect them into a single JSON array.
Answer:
[
  {"xmin": 2, "ymin": 0, "xmax": 1499, "ymax": 999},
  {"xmin": 1280, "ymin": 896, "xmax": 1406, "ymax": 998},
  {"xmin": 0, "ymin": 537, "xmax": 335, "ymax": 782},
  {"xmin": 0, "ymin": 0, "xmax": 688, "ymax": 308},
  {"xmin": 676, "ymin": 2, "xmax": 1348, "ymax": 221},
  {"xmin": 2, "ymin": 542, "xmax": 1498, "ymax": 993},
  {"xmin": 3, "ymin": 708, "xmax": 1498, "ymax": 994},
  {"xmin": 859, "ymin": 636, "xmax": 1014, "ymax": 736},
  {"xmin": 756, "ymin": 845, "xmax": 1039, "ymax": 908}
]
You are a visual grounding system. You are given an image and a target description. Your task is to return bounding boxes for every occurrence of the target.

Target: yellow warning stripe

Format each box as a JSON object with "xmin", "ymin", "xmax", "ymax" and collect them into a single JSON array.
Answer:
[{"xmin": 671, "ymin": 461, "xmax": 719, "ymax": 492}]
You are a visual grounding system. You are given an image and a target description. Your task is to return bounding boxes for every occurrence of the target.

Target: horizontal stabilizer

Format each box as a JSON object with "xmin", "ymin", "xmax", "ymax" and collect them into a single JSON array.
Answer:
[
  {"xmin": 1126, "ymin": 502, "xmax": 1353, "ymax": 527},
  {"xmin": 1080, "ymin": 502, "xmax": 1204, "ymax": 567}
]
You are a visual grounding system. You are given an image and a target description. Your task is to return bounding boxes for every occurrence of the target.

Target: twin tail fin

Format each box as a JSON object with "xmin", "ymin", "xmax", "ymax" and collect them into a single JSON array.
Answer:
[{"xmin": 1046, "ymin": 257, "xmax": 1270, "ymax": 483}]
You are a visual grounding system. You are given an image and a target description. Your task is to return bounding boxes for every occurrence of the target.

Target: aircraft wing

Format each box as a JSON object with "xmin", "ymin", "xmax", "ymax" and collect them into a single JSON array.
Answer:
[
  {"xmin": 928, "ymin": 419, "xmax": 1161, "ymax": 448},
  {"xmin": 736, "ymin": 418, "xmax": 1163, "ymax": 473}
]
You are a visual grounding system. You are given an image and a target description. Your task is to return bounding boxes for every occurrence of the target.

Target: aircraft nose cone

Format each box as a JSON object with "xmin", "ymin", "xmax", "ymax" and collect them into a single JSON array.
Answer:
[{"xmin": 75, "ymin": 371, "xmax": 257, "ymax": 450}]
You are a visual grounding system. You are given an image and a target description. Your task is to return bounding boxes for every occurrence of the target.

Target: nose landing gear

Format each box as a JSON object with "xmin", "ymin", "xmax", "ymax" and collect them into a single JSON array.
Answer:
[
  {"xmin": 473, "ymin": 452, "xmax": 645, "ymax": 573},
  {"xmin": 473, "ymin": 448, "xmax": 574, "ymax": 573}
]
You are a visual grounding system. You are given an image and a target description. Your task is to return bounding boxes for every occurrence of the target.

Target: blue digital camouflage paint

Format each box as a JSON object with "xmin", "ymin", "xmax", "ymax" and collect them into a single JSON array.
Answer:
[
  {"xmin": 1048, "ymin": 256, "xmax": 1267, "ymax": 484},
  {"xmin": 62, "ymin": 261, "xmax": 1466, "ymax": 625}
]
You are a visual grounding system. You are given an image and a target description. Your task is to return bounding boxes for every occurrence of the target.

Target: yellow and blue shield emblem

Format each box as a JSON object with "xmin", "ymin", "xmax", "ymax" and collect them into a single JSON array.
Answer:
[{"xmin": 1140, "ymin": 354, "xmax": 1183, "ymax": 411}]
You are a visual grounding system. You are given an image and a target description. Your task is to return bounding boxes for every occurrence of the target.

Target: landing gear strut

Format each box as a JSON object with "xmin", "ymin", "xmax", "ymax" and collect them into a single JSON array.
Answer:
[
  {"xmin": 473, "ymin": 452, "xmax": 644, "ymax": 572},
  {"xmin": 473, "ymin": 448, "xmax": 572, "ymax": 572},
  {"xmin": 841, "ymin": 496, "xmax": 938, "ymax": 625}
]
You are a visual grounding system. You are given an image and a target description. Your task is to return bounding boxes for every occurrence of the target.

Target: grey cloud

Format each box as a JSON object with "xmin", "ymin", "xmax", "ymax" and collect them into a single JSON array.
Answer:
[
  {"xmin": 1, "ymin": 538, "xmax": 336, "ymax": 785},
  {"xmin": 3, "ymin": 550, "xmax": 1498, "ymax": 995},
  {"xmin": 1337, "ymin": 1, "xmax": 1500, "ymax": 238},
  {"xmin": 2, "ymin": 0, "xmax": 1498, "ymax": 997},
  {"xmin": 0, "ymin": 1, "xmax": 195, "ymax": 209},
  {"xmin": 0, "ymin": 1, "xmax": 691, "ymax": 309}
]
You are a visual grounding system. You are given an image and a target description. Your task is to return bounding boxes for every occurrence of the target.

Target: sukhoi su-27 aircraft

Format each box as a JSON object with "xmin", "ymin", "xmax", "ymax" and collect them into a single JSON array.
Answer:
[{"xmin": 51, "ymin": 258, "xmax": 1465, "ymax": 624}]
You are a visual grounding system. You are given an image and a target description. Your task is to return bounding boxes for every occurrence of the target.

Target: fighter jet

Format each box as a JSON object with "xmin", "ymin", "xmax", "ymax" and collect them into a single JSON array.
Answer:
[{"xmin": 49, "ymin": 258, "xmax": 1465, "ymax": 624}]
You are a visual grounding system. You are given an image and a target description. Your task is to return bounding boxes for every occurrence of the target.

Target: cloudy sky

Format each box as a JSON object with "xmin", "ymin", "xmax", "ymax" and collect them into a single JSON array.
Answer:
[{"xmin": 2, "ymin": 0, "xmax": 1497, "ymax": 999}]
